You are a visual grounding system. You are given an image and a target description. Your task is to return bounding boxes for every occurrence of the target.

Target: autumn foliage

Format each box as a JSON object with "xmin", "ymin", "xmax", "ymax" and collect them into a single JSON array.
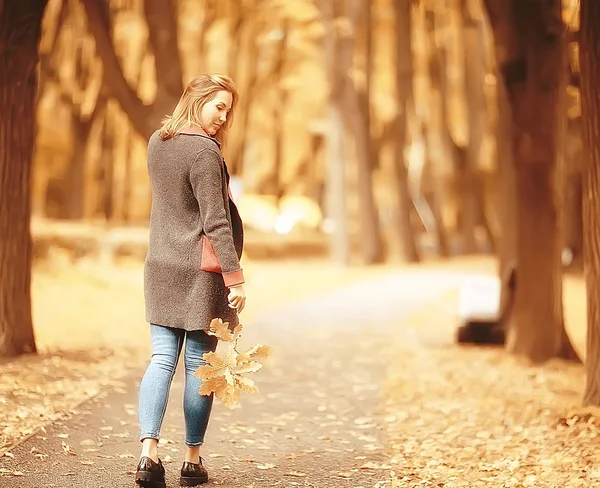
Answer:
[{"xmin": 195, "ymin": 318, "xmax": 272, "ymax": 409}]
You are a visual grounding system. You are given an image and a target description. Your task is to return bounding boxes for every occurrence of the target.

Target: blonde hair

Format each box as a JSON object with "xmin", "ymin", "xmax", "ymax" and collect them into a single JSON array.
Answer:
[{"xmin": 158, "ymin": 74, "xmax": 238, "ymax": 146}]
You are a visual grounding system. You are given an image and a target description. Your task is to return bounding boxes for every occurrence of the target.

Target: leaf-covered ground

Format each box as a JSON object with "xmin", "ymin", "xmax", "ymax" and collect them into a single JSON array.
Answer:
[
  {"xmin": 0, "ymin": 256, "xmax": 385, "ymax": 454},
  {"xmin": 0, "ymin": 256, "xmax": 593, "ymax": 487},
  {"xmin": 381, "ymin": 286, "xmax": 592, "ymax": 488}
]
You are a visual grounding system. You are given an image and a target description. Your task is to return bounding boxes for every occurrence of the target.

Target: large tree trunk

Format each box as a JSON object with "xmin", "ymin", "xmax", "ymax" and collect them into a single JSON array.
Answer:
[
  {"xmin": 0, "ymin": 1, "xmax": 47, "ymax": 356},
  {"xmin": 483, "ymin": 0, "xmax": 569, "ymax": 362},
  {"xmin": 495, "ymin": 75, "xmax": 517, "ymax": 330},
  {"xmin": 580, "ymin": 0, "xmax": 600, "ymax": 405},
  {"xmin": 393, "ymin": 0, "xmax": 420, "ymax": 263}
]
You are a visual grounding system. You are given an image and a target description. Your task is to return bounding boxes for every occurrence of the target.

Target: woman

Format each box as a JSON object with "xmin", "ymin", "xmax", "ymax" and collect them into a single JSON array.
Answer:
[{"xmin": 135, "ymin": 74, "xmax": 246, "ymax": 488}]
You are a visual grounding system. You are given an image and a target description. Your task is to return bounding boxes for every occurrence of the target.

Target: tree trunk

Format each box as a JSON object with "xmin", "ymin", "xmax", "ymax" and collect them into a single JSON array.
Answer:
[
  {"xmin": 0, "ymin": 1, "xmax": 47, "ymax": 356},
  {"xmin": 506, "ymin": 164, "xmax": 562, "ymax": 361},
  {"xmin": 563, "ymin": 171, "xmax": 583, "ymax": 268},
  {"xmin": 100, "ymin": 109, "xmax": 115, "ymax": 221},
  {"xmin": 320, "ymin": 0, "xmax": 350, "ymax": 265},
  {"xmin": 459, "ymin": 0, "xmax": 488, "ymax": 254},
  {"xmin": 423, "ymin": 8, "xmax": 451, "ymax": 257},
  {"xmin": 560, "ymin": 113, "xmax": 584, "ymax": 270},
  {"xmin": 348, "ymin": 0, "xmax": 384, "ymax": 264},
  {"xmin": 495, "ymin": 74, "xmax": 517, "ymax": 331},
  {"xmin": 227, "ymin": 0, "xmax": 244, "ymax": 81},
  {"xmin": 393, "ymin": 0, "xmax": 420, "ymax": 262},
  {"xmin": 64, "ymin": 114, "xmax": 93, "ymax": 219},
  {"xmin": 580, "ymin": 0, "xmax": 600, "ymax": 404},
  {"xmin": 269, "ymin": 98, "xmax": 286, "ymax": 198},
  {"xmin": 225, "ymin": 16, "xmax": 262, "ymax": 174},
  {"xmin": 260, "ymin": 20, "xmax": 288, "ymax": 197},
  {"xmin": 121, "ymin": 122, "xmax": 134, "ymax": 223},
  {"xmin": 143, "ymin": 0, "xmax": 183, "ymax": 111},
  {"xmin": 483, "ymin": 0, "xmax": 567, "ymax": 362}
]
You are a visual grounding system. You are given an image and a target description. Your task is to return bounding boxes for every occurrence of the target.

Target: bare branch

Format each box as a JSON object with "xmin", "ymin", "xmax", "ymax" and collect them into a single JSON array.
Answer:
[{"xmin": 80, "ymin": 0, "xmax": 155, "ymax": 139}]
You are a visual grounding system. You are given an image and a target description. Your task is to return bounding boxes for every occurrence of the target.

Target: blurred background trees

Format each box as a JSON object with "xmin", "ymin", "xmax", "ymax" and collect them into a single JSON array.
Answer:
[{"xmin": 4, "ymin": 0, "xmax": 600, "ymax": 405}]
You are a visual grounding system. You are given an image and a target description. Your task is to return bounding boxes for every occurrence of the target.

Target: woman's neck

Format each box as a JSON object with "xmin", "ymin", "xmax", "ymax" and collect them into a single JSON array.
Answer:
[{"xmin": 181, "ymin": 124, "xmax": 208, "ymax": 136}]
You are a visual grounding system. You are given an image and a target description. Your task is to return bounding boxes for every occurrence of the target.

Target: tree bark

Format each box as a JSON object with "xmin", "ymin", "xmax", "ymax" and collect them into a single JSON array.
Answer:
[
  {"xmin": 580, "ymin": 0, "xmax": 600, "ymax": 404},
  {"xmin": 483, "ymin": 0, "xmax": 567, "ymax": 362},
  {"xmin": 0, "ymin": 0, "xmax": 47, "ymax": 356},
  {"xmin": 393, "ymin": 0, "xmax": 420, "ymax": 262}
]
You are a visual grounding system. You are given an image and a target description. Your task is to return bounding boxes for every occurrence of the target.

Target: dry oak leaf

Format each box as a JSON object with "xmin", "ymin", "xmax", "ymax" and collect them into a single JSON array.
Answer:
[
  {"xmin": 205, "ymin": 318, "xmax": 241, "ymax": 342},
  {"xmin": 196, "ymin": 319, "xmax": 272, "ymax": 409}
]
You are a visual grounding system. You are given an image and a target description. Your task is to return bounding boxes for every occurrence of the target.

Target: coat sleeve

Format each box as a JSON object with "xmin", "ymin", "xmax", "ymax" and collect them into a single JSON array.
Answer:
[{"xmin": 190, "ymin": 148, "xmax": 244, "ymax": 287}]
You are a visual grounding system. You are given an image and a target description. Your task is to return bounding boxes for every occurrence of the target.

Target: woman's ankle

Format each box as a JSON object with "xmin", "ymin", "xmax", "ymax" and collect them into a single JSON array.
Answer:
[
  {"xmin": 140, "ymin": 438, "xmax": 159, "ymax": 462},
  {"xmin": 184, "ymin": 446, "xmax": 201, "ymax": 464}
]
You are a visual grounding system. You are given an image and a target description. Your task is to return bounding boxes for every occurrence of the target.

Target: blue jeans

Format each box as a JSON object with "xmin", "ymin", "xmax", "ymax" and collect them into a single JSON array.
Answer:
[{"xmin": 138, "ymin": 324, "xmax": 218, "ymax": 446}]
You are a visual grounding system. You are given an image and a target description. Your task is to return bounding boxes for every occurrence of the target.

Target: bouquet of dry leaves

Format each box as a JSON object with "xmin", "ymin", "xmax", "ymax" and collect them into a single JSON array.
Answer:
[{"xmin": 195, "ymin": 318, "xmax": 272, "ymax": 409}]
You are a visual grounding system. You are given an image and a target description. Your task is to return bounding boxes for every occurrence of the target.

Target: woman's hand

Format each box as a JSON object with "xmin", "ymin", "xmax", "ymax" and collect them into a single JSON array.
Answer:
[{"xmin": 228, "ymin": 284, "xmax": 246, "ymax": 313}]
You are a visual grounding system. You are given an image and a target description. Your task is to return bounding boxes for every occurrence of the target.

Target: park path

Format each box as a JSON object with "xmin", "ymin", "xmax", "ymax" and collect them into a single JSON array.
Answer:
[{"xmin": 0, "ymin": 267, "xmax": 470, "ymax": 488}]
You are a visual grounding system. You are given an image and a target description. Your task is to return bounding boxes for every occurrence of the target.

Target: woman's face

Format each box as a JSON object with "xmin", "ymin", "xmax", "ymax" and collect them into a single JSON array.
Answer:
[{"xmin": 200, "ymin": 90, "xmax": 233, "ymax": 135}]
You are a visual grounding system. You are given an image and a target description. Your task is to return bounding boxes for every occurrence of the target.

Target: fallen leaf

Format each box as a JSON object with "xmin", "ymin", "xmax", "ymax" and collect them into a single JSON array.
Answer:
[
  {"xmin": 285, "ymin": 471, "xmax": 306, "ymax": 477},
  {"xmin": 360, "ymin": 462, "xmax": 391, "ymax": 470},
  {"xmin": 61, "ymin": 441, "xmax": 76, "ymax": 456}
]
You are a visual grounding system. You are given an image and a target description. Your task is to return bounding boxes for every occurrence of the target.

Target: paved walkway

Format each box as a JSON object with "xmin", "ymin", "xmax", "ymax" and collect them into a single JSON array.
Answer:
[{"xmin": 0, "ymin": 269, "xmax": 467, "ymax": 487}]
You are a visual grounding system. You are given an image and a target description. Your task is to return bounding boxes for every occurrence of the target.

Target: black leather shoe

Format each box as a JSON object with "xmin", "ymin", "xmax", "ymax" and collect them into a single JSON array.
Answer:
[
  {"xmin": 135, "ymin": 456, "xmax": 166, "ymax": 488},
  {"xmin": 180, "ymin": 458, "xmax": 209, "ymax": 486}
]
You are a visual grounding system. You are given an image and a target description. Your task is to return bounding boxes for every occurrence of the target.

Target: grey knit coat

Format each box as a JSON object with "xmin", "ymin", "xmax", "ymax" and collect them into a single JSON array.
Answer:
[{"xmin": 143, "ymin": 130, "xmax": 244, "ymax": 331}]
